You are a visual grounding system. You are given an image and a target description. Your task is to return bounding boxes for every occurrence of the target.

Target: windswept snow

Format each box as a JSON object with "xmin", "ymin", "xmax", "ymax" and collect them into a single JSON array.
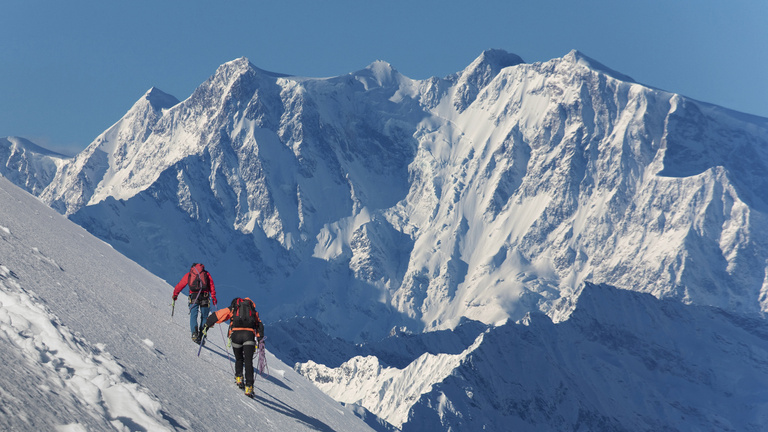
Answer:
[
  {"xmin": 0, "ymin": 271, "xmax": 169, "ymax": 431},
  {"xmin": 0, "ymin": 175, "xmax": 373, "ymax": 431}
]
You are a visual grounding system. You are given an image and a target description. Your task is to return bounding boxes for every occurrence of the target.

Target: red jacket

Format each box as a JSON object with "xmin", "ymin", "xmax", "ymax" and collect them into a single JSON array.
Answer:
[{"xmin": 173, "ymin": 264, "xmax": 217, "ymax": 305}]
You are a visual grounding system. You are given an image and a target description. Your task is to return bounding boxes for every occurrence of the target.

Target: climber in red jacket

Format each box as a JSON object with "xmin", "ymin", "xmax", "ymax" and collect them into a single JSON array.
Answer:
[{"xmin": 172, "ymin": 263, "xmax": 217, "ymax": 343}]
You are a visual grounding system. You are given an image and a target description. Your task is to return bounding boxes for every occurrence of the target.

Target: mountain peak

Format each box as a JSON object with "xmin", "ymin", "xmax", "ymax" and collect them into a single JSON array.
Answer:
[
  {"xmin": 213, "ymin": 57, "xmax": 255, "ymax": 80},
  {"xmin": 366, "ymin": 59, "xmax": 395, "ymax": 73},
  {"xmin": 451, "ymin": 49, "xmax": 524, "ymax": 111},
  {"xmin": 474, "ymin": 49, "xmax": 525, "ymax": 71},
  {"xmin": 143, "ymin": 87, "xmax": 180, "ymax": 111},
  {"xmin": 223, "ymin": 56, "xmax": 252, "ymax": 69},
  {"xmin": 1, "ymin": 136, "xmax": 67, "ymax": 158},
  {"xmin": 215, "ymin": 57, "xmax": 290, "ymax": 81},
  {"xmin": 362, "ymin": 60, "xmax": 401, "ymax": 86},
  {"xmin": 562, "ymin": 49, "xmax": 635, "ymax": 82}
]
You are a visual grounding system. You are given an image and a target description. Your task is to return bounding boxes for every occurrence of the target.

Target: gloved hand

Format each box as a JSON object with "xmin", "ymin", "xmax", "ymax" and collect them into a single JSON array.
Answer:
[
  {"xmin": 172, "ymin": 295, "xmax": 178, "ymax": 301},
  {"xmin": 212, "ymin": 297, "xmax": 217, "ymax": 307}
]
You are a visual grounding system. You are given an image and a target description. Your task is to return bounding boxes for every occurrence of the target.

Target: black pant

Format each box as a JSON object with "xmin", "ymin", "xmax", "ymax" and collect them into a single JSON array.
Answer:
[{"xmin": 231, "ymin": 330, "xmax": 256, "ymax": 386}]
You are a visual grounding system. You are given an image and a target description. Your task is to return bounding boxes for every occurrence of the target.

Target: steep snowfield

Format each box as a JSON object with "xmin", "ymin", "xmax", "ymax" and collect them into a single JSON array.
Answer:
[{"xmin": 0, "ymin": 175, "xmax": 373, "ymax": 431}]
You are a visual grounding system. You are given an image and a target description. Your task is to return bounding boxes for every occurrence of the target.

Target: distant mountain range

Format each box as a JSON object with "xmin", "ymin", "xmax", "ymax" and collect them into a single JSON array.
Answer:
[{"xmin": 3, "ymin": 48, "xmax": 768, "ymax": 430}]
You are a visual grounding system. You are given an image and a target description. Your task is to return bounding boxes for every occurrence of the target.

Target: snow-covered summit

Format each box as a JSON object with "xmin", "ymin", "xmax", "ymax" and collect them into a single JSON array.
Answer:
[
  {"xmin": 8, "ymin": 49, "xmax": 768, "ymax": 341},
  {"xmin": 38, "ymin": 83, "xmax": 181, "ymax": 213},
  {"xmin": 562, "ymin": 49, "xmax": 636, "ymax": 82},
  {"xmin": 356, "ymin": 60, "xmax": 404, "ymax": 89},
  {"xmin": 144, "ymin": 86, "xmax": 180, "ymax": 111},
  {"xmin": 450, "ymin": 48, "xmax": 525, "ymax": 111},
  {"xmin": 0, "ymin": 135, "xmax": 68, "ymax": 158}
]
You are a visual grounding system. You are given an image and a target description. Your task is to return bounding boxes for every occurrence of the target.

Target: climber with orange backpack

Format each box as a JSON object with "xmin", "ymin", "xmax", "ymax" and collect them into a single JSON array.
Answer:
[
  {"xmin": 172, "ymin": 263, "xmax": 217, "ymax": 344},
  {"xmin": 202, "ymin": 297, "xmax": 264, "ymax": 397}
]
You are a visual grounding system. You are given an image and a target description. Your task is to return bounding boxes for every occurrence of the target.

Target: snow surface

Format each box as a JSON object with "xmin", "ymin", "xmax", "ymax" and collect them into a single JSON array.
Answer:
[
  {"xmin": 0, "ymin": 174, "xmax": 373, "ymax": 431},
  {"xmin": 0, "ymin": 136, "xmax": 68, "ymax": 196},
  {"xmin": 4, "ymin": 48, "xmax": 768, "ymax": 431},
  {"xmin": 297, "ymin": 283, "xmax": 768, "ymax": 431}
]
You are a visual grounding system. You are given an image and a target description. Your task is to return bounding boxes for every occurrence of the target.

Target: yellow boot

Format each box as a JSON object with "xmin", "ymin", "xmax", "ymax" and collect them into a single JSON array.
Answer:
[
  {"xmin": 245, "ymin": 385, "xmax": 253, "ymax": 397},
  {"xmin": 235, "ymin": 376, "xmax": 244, "ymax": 389}
]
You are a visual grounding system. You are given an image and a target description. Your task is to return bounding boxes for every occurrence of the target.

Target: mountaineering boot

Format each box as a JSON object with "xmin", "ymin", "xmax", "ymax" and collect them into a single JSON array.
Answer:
[
  {"xmin": 235, "ymin": 375, "xmax": 245, "ymax": 389},
  {"xmin": 192, "ymin": 329, "xmax": 200, "ymax": 344},
  {"xmin": 197, "ymin": 327, "xmax": 206, "ymax": 346},
  {"xmin": 245, "ymin": 385, "xmax": 253, "ymax": 398}
]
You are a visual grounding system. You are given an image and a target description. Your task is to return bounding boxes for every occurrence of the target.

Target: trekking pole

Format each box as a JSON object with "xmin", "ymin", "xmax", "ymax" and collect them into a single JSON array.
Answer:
[
  {"xmin": 218, "ymin": 323, "xmax": 235, "ymax": 374},
  {"xmin": 171, "ymin": 300, "xmax": 176, "ymax": 317}
]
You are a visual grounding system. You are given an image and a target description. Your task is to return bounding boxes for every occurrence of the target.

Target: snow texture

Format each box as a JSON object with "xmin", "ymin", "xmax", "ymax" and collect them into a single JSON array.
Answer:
[
  {"xmin": 298, "ymin": 283, "xmax": 768, "ymax": 430},
  {"xmin": 3, "ymin": 47, "xmax": 768, "ymax": 431},
  {"xmin": 0, "ymin": 174, "xmax": 373, "ymax": 431}
]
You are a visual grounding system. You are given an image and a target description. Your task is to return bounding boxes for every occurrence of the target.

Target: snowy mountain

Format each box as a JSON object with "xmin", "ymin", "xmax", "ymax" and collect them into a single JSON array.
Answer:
[
  {"xmin": 298, "ymin": 282, "xmax": 768, "ymax": 431},
  {"xmin": 8, "ymin": 49, "xmax": 767, "ymax": 343},
  {"xmin": 0, "ymin": 136, "xmax": 68, "ymax": 195},
  {"xmin": 0, "ymin": 174, "xmax": 374, "ymax": 431},
  {"xmin": 3, "ymin": 48, "xmax": 768, "ymax": 430}
]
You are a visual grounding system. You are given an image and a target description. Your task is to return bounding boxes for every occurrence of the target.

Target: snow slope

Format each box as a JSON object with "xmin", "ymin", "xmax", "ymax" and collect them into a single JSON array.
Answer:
[{"xmin": 0, "ymin": 174, "xmax": 373, "ymax": 431}]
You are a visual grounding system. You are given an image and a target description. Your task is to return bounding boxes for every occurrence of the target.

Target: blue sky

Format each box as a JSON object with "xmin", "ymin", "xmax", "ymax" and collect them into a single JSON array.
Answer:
[{"xmin": 2, "ymin": 0, "xmax": 766, "ymax": 155}]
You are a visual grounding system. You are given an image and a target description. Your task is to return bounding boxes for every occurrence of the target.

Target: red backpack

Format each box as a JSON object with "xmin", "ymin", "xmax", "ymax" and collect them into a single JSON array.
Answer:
[{"xmin": 188, "ymin": 263, "xmax": 210, "ymax": 293}]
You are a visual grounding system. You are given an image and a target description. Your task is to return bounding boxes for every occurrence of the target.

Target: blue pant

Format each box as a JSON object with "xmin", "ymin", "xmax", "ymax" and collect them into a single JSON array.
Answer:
[{"xmin": 189, "ymin": 303, "xmax": 210, "ymax": 335}]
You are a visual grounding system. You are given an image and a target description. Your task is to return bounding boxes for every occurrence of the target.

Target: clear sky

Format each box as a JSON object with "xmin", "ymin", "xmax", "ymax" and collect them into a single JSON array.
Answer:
[{"xmin": 2, "ymin": 0, "xmax": 766, "ymax": 155}]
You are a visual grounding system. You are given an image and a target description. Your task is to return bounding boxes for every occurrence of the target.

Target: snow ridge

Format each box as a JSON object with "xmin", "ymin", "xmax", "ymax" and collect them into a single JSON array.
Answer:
[
  {"xmin": 298, "ymin": 282, "xmax": 768, "ymax": 430},
  {"xmin": 0, "ymin": 136, "xmax": 68, "ymax": 195},
  {"xmin": 0, "ymin": 268, "xmax": 170, "ymax": 431},
  {"xmin": 6, "ymin": 50, "xmax": 768, "ymax": 342}
]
